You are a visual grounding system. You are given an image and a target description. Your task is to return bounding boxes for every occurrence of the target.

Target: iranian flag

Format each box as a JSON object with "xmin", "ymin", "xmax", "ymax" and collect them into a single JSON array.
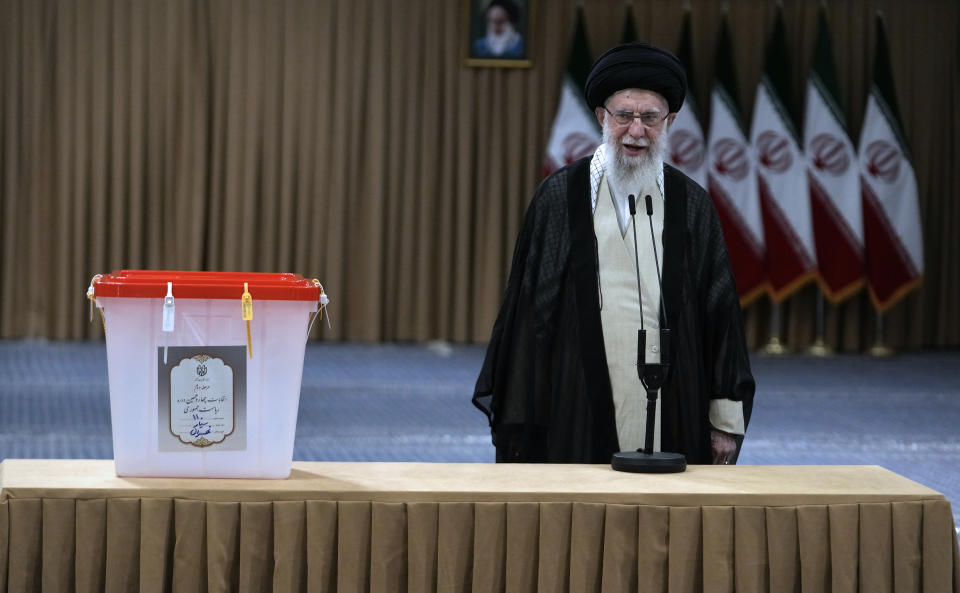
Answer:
[
  {"xmin": 543, "ymin": 7, "xmax": 599, "ymax": 176},
  {"xmin": 859, "ymin": 15, "xmax": 923, "ymax": 311},
  {"xmin": 751, "ymin": 8, "xmax": 817, "ymax": 302},
  {"xmin": 805, "ymin": 8, "xmax": 864, "ymax": 302},
  {"xmin": 668, "ymin": 9, "xmax": 707, "ymax": 189},
  {"xmin": 707, "ymin": 17, "xmax": 765, "ymax": 304}
]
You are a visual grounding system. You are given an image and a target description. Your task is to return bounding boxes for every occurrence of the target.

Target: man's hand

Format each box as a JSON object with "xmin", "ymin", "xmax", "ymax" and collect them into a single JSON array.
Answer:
[{"xmin": 710, "ymin": 429, "xmax": 737, "ymax": 464}]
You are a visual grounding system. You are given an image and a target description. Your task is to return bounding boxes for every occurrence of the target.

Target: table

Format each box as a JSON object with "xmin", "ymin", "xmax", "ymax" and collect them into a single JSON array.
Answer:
[{"xmin": 1, "ymin": 460, "xmax": 957, "ymax": 592}]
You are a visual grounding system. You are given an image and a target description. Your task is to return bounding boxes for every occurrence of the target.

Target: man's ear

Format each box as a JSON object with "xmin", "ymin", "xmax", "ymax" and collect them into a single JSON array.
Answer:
[
  {"xmin": 595, "ymin": 107, "xmax": 606, "ymax": 127},
  {"xmin": 666, "ymin": 112, "xmax": 678, "ymax": 128}
]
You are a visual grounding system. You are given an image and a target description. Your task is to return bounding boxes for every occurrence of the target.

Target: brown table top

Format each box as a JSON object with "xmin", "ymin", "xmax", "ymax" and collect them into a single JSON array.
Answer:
[{"xmin": 0, "ymin": 459, "xmax": 947, "ymax": 506}]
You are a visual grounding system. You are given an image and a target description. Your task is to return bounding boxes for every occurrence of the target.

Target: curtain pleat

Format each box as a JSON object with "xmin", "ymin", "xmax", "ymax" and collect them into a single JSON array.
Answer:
[
  {"xmin": 0, "ymin": 0, "xmax": 956, "ymax": 348},
  {"xmin": 797, "ymin": 505, "xmax": 830, "ymax": 593},
  {"xmin": 75, "ymin": 498, "xmax": 107, "ymax": 593},
  {"xmin": 860, "ymin": 502, "xmax": 894, "ymax": 593},
  {"xmin": 637, "ymin": 504, "xmax": 669, "ymax": 593},
  {"xmin": 569, "ymin": 502, "xmax": 604, "ymax": 593},
  {"xmin": 668, "ymin": 506, "xmax": 702, "ymax": 593},
  {"xmin": 369, "ymin": 502, "xmax": 406, "ymax": 593},
  {"xmin": 0, "ymin": 498, "xmax": 958, "ymax": 591},
  {"xmin": 766, "ymin": 506, "xmax": 801, "ymax": 593},
  {"xmin": 274, "ymin": 501, "xmax": 308, "ymax": 593},
  {"xmin": 702, "ymin": 506, "xmax": 735, "ymax": 593},
  {"xmin": 305, "ymin": 500, "xmax": 337, "ymax": 593},
  {"xmin": 140, "ymin": 498, "xmax": 174, "ymax": 593},
  {"xmin": 601, "ymin": 504, "xmax": 638, "ymax": 592},
  {"xmin": 105, "ymin": 498, "xmax": 141, "ymax": 593},
  {"xmin": 537, "ymin": 502, "xmax": 572, "ymax": 593},
  {"xmin": 406, "ymin": 502, "xmax": 439, "ymax": 593},
  {"xmin": 40, "ymin": 499, "xmax": 75, "ymax": 593},
  {"xmin": 504, "ymin": 502, "xmax": 539, "ymax": 592},
  {"xmin": 7, "ymin": 499, "xmax": 41, "ymax": 593},
  {"xmin": 471, "ymin": 502, "xmax": 506, "ymax": 593},
  {"xmin": 923, "ymin": 499, "xmax": 958, "ymax": 593},
  {"xmin": 437, "ymin": 502, "xmax": 474, "ymax": 593},
  {"xmin": 827, "ymin": 503, "xmax": 859, "ymax": 593},
  {"xmin": 206, "ymin": 501, "xmax": 241, "ymax": 593},
  {"xmin": 336, "ymin": 501, "xmax": 371, "ymax": 593},
  {"xmin": 0, "ymin": 501, "xmax": 7, "ymax": 592},
  {"xmin": 892, "ymin": 501, "xmax": 923, "ymax": 593},
  {"xmin": 238, "ymin": 501, "xmax": 274, "ymax": 593},
  {"xmin": 734, "ymin": 506, "xmax": 769, "ymax": 593},
  {"xmin": 171, "ymin": 499, "xmax": 206, "ymax": 593}
]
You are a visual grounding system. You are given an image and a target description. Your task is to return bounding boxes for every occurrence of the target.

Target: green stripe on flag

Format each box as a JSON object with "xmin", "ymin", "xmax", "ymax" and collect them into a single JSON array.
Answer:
[
  {"xmin": 810, "ymin": 73, "xmax": 847, "ymax": 133},
  {"xmin": 675, "ymin": 9, "xmax": 700, "ymax": 118},
  {"xmin": 870, "ymin": 15, "xmax": 912, "ymax": 160},
  {"xmin": 763, "ymin": 9, "xmax": 797, "ymax": 124},
  {"xmin": 810, "ymin": 8, "xmax": 848, "ymax": 130},
  {"xmin": 761, "ymin": 76, "xmax": 801, "ymax": 145},
  {"xmin": 713, "ymin": 16, "xmax": 747, "ymax": 134},
  {"xmin": 567, "ymin": 7, "xmax": 593, "ymax": 93}
]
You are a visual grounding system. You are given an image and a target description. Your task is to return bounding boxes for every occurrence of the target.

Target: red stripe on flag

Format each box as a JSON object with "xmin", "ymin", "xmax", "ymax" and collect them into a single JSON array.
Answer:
[
  {"xmin": 861, "ymin": 176, "xmax": 922, "ymax": 311},
  {"xmin": 757, "ymin": 175, "xmax": 817, "ymax": 301},
  {"xmin": 708, "ymin": 174, "xmax": 767, "ymax": 304},
  {"xmin": 808, "ymin": 172, "xmax": 865, "ymax": 302}
]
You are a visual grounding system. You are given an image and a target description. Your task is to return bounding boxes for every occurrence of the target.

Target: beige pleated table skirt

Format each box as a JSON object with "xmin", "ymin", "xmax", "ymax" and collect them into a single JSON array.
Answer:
[{"xmin": 1, "ymin": 460, "xmax": 957, "ymax": 593}]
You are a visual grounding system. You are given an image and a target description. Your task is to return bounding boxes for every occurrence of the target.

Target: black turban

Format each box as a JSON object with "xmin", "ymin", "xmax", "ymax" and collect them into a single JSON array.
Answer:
[{"xmin": 584, "ymin": 41, "xmax": 687, "ymax": 113}]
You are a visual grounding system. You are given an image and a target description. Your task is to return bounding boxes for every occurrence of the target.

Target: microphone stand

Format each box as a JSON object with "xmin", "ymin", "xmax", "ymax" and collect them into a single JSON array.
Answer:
[{"xmin": 611, "ymin": 195, "xmax": 686, "ymax": 473}]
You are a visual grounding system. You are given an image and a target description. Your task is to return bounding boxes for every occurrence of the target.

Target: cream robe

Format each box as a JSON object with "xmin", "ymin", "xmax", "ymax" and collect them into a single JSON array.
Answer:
[{"xmin": 595, "ymin": 175, "xmax": 665, "ymax": 452}]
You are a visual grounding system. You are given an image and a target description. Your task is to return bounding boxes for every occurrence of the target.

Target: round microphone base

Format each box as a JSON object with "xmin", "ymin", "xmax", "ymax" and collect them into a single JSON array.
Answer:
[{"xmin": 611, "ymin": 451, "xmax": 687, "ymax": 473}]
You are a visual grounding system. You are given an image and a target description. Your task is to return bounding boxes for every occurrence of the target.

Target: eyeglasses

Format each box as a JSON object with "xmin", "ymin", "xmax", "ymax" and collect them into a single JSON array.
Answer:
[{"xmin": 602, "ymin": 106, "xmax": 669, "ymax": 128}]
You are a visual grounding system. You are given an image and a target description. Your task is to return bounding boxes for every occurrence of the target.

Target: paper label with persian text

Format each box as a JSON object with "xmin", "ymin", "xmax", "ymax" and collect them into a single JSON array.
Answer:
[{"xmin": 158, "ymin": 346, "xmax": 247, "ymax": 451}]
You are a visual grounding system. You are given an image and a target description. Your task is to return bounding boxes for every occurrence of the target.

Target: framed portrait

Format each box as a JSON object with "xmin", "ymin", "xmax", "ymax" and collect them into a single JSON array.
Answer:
[{"xmin": 465, "ymin": 0, "xmax": 532, "ymax": 68}]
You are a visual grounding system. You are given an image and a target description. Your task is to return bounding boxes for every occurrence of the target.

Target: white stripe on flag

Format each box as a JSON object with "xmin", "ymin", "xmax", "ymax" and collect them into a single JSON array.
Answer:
[
  {"xmin": 751, "ymin": 82, "xmax": 816, "ymax": 270},
  {"xmin": 667, "ymin": 95, "xmax": 707, "ymax": 189},
  {"xmin": 708, "ymin": 91, "xmax": 763, "ymax": 253},
  {"xmin": 858, "ymin": 93, "xmax": 923, "ymax": 275},
  {"xmin": 544, "ymin": 78, "xmax": 600, "ymax": 174}
]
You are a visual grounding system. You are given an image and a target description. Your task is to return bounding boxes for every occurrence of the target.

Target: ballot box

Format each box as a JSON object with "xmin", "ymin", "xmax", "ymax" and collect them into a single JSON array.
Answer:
[{"xmin": 89, "ymin": 270, "xmax": 328, "ymax": 478}]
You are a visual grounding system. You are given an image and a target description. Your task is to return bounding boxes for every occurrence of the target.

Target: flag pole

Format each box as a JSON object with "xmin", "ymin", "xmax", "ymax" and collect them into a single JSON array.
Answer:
[
  {"xmin": 807, "ymin": 288, "xmax": 833, "ymax": 356},
  {"xmin": 868, "ymin": 310, "xmax": 894, "ymax": 357},
  {"xmin": 761, "ymin": 300, "xmax": 788, "ymax": 355}
]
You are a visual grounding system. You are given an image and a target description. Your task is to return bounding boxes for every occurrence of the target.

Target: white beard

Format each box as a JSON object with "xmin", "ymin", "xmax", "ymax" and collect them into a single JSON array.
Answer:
[
  {"xmin": 485, "ymin": 25, "xmax": 520, "ymax": 55},
  {"xmin": 603, "ymin": 121, "xmax": 671, "ymax": 199}
]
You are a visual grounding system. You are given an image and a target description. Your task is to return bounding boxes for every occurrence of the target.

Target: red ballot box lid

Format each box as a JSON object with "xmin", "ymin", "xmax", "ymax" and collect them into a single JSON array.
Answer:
[{"xmin": 92, "ymin": 270, "xmax": 322, "ymax": 301}]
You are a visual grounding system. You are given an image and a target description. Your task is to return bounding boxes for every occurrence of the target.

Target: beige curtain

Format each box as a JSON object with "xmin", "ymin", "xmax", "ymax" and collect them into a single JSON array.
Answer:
[
  {"xmin": 1, "ymin": 0, "xmax": 957, "ymax": 349},
  {"xmin": 3, "ymin": 497, "xmax": 959, "ymax": 592}
]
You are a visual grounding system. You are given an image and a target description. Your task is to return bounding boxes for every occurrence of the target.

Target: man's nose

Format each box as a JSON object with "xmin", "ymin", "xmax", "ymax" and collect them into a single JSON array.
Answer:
[{"xmin": 628, "ymin": 117, "xmax": 647, "ymax": 136}]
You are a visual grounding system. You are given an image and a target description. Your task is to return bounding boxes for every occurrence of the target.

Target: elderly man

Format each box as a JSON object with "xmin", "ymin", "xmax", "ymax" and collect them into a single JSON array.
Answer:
[
  {"xmin": 472, "ymin": 0, "xmax": 525, "ymax": 58},
  {"xmin": 473, "ymin": 42, "xmax": 755, "ymax": 465}
]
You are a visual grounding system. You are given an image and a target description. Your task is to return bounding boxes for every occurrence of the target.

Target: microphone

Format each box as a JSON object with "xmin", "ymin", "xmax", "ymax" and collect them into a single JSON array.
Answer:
[
  {"xmin": 635, "ymin": 194, "xmax": 670, "ymax": 458},
  {"xmin": 611, "ymin": 191, "xmax": 685, "ymax": 473},
  {"xmin": 628, "ymin": 195, "xmax": 644, "ymax": 329},
  {"xmin": 644, "ymin": 195, "xmax": 669, "ymax": 334}
]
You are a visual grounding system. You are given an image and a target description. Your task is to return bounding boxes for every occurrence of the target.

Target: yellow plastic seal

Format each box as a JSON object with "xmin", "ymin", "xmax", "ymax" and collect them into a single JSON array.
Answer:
[{"xmin": 242, "ymin": 282, "xmax": 253, "ymax": 358}]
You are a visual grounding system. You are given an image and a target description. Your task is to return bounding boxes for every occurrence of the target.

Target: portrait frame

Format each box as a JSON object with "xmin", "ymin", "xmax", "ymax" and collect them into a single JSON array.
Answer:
[{"xmin": 464, "ymin": 0, "xmax": 533, "ymax": 68}]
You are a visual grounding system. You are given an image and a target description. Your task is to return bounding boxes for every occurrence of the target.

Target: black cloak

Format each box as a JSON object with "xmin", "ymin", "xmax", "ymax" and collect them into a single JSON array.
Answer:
[{"xmin": 472, "ymin": 157, "xmax": 755, "ymax": 464}]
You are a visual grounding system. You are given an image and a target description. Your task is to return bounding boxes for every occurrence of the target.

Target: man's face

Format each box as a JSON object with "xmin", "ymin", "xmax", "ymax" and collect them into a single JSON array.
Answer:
[
  {"xmin": 486, "ymin": 6, "xmax": 511, "ymax": 36},
  {"xmin": 596, "ymin": 89, "xmax": 676, "ymax": 169}
]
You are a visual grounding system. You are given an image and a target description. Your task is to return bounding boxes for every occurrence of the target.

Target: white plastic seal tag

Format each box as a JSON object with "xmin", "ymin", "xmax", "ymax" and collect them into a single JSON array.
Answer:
[
  {"xmin": 86, "ymin": 274, "xmax": 103, "ymax": 322},
  {"xmin": 162, "ymin": 282, "xmax": 175, "ymax": 332},
  {"xmin": 162, "ymin": 282, "xmax": 175, "ymax": 364},
  {"xmin": 306, "ymin": 281, "xmax": 332, "ymax": 339}
]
